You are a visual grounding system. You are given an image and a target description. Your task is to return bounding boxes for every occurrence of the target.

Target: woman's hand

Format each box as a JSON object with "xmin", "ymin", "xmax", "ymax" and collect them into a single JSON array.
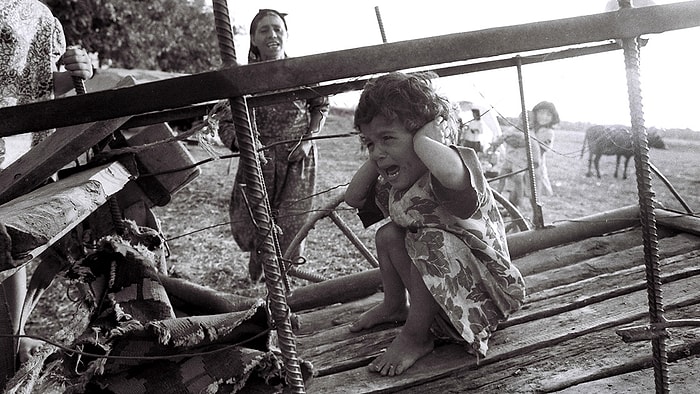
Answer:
[
  {"xmin": 60, "ymin": 47, "xmax": 94, "ymax": 80},
  {"xmin": 288, "ymin": 140, "xmax": 312, "ymax": 162},
  {"xmin": 53, "ymin": 47, "xmax": 94, "ymax": 96}
]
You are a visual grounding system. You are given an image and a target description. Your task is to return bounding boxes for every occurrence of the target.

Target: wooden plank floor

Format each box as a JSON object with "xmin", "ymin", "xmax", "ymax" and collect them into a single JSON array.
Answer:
[{"xmin": 295, "ymin": 210, "xmax": 700, "ymax": 393}]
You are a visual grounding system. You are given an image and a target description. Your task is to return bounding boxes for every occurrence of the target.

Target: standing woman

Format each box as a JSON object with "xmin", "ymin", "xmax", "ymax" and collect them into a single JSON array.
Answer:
[
  {"xmin": 1, "ymin": 0, "xmax": 94, "ymax": 364},
  {"xmin": 531, "ymin": 101, "xmax": 559, "ymax": 197},
  {"xmin": 229, "ymin": 9, "xmax": 330, "ymax": 281}
]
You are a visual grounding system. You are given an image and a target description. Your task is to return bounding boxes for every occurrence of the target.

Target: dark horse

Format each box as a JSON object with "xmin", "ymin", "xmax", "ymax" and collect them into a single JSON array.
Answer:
[{"xmin": 581, "ymin": 125, "xmax": 666, "ymax": 179}]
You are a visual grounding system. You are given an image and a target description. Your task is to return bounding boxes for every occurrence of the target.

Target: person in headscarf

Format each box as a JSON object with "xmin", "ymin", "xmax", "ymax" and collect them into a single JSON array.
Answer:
[{"xmin": 228, "ymin": 9, "xmax": 330, "ymax": 281}]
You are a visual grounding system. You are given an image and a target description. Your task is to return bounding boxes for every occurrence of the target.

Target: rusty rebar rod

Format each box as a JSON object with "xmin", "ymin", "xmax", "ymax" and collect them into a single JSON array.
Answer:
[
  {"xmin": 211, "ymin": 2, "xmax": 305, "ymax": 392},
  {"xmin": 375, "ymin": 6, "xmax": 388, "ymax": 43},
  {"xmin": 515, "ymin": 57, "xmax": 544, "ymax": 229},
  {"xmin": 619, "ymin": 1, "xmax": 668, "ymax": 393}
]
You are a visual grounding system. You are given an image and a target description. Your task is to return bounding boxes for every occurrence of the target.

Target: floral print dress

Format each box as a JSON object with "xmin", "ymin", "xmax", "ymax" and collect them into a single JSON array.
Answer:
[
  {"xmin": 229, "ymin": 96, "xmax": 329, "ymax": 260},
  {"xmin": 373, "ymin": 146, "xmax": 525, "ymax": 356},
  {"xmin": 1, "ymin": 0, "xmax": 65, "ymax": 167}
]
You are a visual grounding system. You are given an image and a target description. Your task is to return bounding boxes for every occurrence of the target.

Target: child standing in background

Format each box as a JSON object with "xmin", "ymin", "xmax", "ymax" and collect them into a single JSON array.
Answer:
[
  {"xmin": 531, "ymin": 101, "xmax": 560, "ymax": 196},
  {"xmin": 345, "ymin": 72, "xmax": 525, "ymax": 376}
]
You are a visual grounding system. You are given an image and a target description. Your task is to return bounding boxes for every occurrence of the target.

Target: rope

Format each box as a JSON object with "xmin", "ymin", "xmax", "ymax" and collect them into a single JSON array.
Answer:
[
  {"xmin": 2, "ymin": 330, "xmax": 271, "ymax": 361},
  {"xmin": 210, "ymin": 2, "xmax": 305, "ymax": 392},
  {"xmin": 619, "ymin": 0, "xmax": 669, "ymax": 391}
]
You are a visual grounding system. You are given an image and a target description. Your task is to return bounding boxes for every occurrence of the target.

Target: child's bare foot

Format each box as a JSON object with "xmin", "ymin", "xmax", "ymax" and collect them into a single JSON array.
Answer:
[
  {"xmin": 349, "ymin": 302, "xmax": 408, "ymax": 333},
  {"xmin": 18, "ymin": 337, "xmax": 43, "ymax": 364},
  {"xmin": 368, "ymin": 330, "xmax": 434, "ymax": 376}
]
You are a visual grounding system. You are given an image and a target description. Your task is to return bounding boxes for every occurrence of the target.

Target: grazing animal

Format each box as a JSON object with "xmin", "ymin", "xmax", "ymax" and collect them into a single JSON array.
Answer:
[{"xmin": 581, "ymin": 125, "xmax": 666, "ymax": 179}]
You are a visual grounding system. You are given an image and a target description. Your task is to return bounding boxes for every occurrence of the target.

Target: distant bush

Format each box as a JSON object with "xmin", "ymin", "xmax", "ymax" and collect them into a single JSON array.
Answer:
[
  {"xmin": 46, "ymin": 0, "xmax": 242, "ymax": 74},
  {"xmin": 499, "ymin": 116, "xmax": 700, "ymax": 141},
  {"xmin": 660, "ymin": 128, "xmax": 700, "ymax": 141},
  {"xmin": 330, "ymin": 107, "xmax": 355, "ymax": 118}
]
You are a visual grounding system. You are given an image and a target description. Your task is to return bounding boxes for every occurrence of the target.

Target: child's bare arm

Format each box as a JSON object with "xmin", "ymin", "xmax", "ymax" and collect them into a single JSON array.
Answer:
[
  {"xmin": 413, "ymin": 119, "xmax": 470, "ymax": 191},
  {"xmin": 346, "ymin": 159, "xmax": 380, "ymax": 208}
]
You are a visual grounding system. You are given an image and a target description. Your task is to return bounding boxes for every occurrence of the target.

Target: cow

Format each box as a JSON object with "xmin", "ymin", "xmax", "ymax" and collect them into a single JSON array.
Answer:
[{"xmin": 581, "ymin": 125, "xmax": 666, "ymax": 179}]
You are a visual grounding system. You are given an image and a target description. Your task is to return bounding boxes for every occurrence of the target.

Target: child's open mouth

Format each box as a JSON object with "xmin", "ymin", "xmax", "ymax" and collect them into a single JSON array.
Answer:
[{"xmin": 384, "ymin": 165, "xmax": 400, "ymax": 181}]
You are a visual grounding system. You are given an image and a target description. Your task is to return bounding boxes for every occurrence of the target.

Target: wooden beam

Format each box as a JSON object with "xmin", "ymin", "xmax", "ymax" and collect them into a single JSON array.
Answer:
[
  {"xmin": 121, "ymin": 42, "xmax": 626, "ymax": 129},
  {"xmin": 0, "ymin": 161, "xmax": 133, "ymax": 282},
  {"xmin": 244, "ymin": 41, "xmax": 630, "ymax": 109},
  {"xmin": 1, "ymin": 2, "xmax": 698, "ymax": 135},
  {"xmin": 1, "ymin": 95, "xmax": 133, "ymax": 210},
  {"xmin": 0, "ymin": 76, "xmax": 135, "ymax": 205},
  {"xmin": 0, "ymin": 116, "xmax": 131, "ymax": 205},
  {"xmin": 506, "ymin": 204, "xmax": 640, "ymax": 258}
]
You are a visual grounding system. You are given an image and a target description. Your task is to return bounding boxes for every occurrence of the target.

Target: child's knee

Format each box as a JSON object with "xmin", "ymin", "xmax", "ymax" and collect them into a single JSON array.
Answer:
[{"xmin": 376, "ymin": 222, "xmax": 404, "ymax": 245}]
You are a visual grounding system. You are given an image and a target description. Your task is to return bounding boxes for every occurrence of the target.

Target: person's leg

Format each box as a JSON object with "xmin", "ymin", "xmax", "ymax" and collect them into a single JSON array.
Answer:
[
  {"xmin": 5, "ymin": 268, "xmax": 26, "ymax": 339},
  {"xmin": 248, "ymin": 251, "xmax": 263, "ymax": 283},
  {"xmin": 510, "ymin": 173, "xmax": 522, "ymax": 208},
  {"xmin": 5, "ymin": 267, "xmax": 41, "ymax": 363},
  {"xmin": 349, "ymin": 222, "xmax": 410, "ymax": 332},
  {"xmin": 537, "ymin": 155, "xmax": 553, "ymax": 196},
  {"xmin": 368, "ymin": 262, "xmax": 439, "ymax": 376}
]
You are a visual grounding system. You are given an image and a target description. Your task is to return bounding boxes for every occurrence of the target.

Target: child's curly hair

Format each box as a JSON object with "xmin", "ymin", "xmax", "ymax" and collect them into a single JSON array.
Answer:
[{"xmin": 354, "ymin": 72, "xmax": 458, "ymax": 144}]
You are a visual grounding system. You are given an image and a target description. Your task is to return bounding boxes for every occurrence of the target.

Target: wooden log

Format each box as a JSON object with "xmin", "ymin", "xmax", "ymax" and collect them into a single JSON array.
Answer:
[
  {"xmin": 0, "ymin": 161, "xmax": 132, "ymax": 281},
  {"xmin": 513, "ymin": 227, "xmax": 644, "ymax": 277},
  {"xmin": 288, "ymin": 269, "xmax": 383, "ymax": 313},
  {"xmin": 2, "ymin": 2, "xmax": 700, "ymax": 135},
  {"xmin": 507, "ymin": 204, "xmax": 640, "ymax": 258},
  {"xmin": 656, "ymin": 208, "xmax": 700, "ymax": 236}
]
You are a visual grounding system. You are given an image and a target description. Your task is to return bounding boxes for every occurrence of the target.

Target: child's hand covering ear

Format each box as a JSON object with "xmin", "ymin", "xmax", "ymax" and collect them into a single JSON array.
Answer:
[{"xmin": 416, "ymin": 117, "xmax": 446, "ymax": 144}]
